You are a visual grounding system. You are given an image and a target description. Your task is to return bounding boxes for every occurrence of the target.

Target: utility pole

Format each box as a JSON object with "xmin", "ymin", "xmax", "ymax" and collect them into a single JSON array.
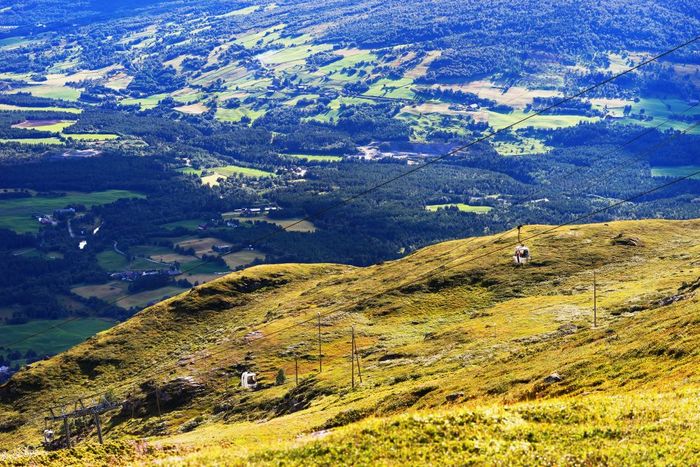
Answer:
[
  {"xmin": 63, "ymin": 411, "xmax": 71, "ymax": 448},
  {"xmin": 317, "ymin": 312, "xmax": 322, "ymax": 373},
  {"xmin": 351, "ymin": 326, "xmax": 355, "ymax": 389},
  {"xmin": 93, "ymin": 411, "xmax": 103, "ymax": 444},
  {"xmin": 155, "ymin": 384, "xmax": 162, "ymax": 418},
  {"xmin": 355, "ymin": 332, "xmax": 363, "ymax": 385},
  {"xmin": 593, "ymin": 270, "xmax": 598, "ymax": 328}
]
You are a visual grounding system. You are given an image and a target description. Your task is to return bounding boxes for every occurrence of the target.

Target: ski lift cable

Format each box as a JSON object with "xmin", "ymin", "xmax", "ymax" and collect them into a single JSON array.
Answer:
[
  {"xmin": 31, "ymin": 117, "xmax": 700, "ymax": 416},
  {"xmin": 19, "ymin": 115, "xmax": 700, "ymax": 422},
  {"xmin": 6, "ymin": 36, "xmax": 698, "ymax": 351},
  {"xmin": 30, "ymin": 147, "xmax": 700, "ymax": 422}
]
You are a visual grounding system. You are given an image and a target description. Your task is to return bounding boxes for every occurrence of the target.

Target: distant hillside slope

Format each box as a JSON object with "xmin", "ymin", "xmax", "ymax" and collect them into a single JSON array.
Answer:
[{"xmin": 1, "ymin": 219, "xmax": 700, "ymax": 465}]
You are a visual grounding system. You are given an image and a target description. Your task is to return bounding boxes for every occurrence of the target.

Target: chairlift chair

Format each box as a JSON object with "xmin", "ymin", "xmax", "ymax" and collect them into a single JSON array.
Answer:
[
  {"xmin": 241, "ymin": 371, "xmax": 258, "ymax": 389},
  {"xmin": 512, "ymin": 225, "xmax": 531, "ymax": 265},
  {"xmin": 513, "ymin": 245, "xmax": 530, "ymax": 265}
]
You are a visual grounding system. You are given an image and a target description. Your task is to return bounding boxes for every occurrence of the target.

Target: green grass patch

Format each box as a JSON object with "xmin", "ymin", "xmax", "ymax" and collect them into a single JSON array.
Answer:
[
  {"xmin": 651, "ymin": 165, "xmax": 700, "ymax": 180},
  {"xmin": 96, "ymin": 250, "xmax": 129, "ymax": 271},
  {"xmin": 284, "ymin": 94, "xmax": 320, "ymax": 106},
  {"xmin": 181, "ymin": 259, "xmax": 230, "ymax": 275},
  {"xmin": 258, "ymin": 44, "xmax": 333, "ymax": 66},
  {"xmin": 63, "ymin": 133, "xmax": 119, "ymax": 141},
  {"xmin": 220, "ymin": 5, "xmax": 260, "ymax": 17},
  {"xmin": 11, "ymin": 120, "xmax": 75, "ymax": 132},
  {"xmin": 180, "ymin": 165, "xmax": 275, "ymax": 186},
  {"xmin": 0, "ymin": 104, "xmax": 81, "ymax": 113},
  {"xmin": 236, "ymin": 25, "xmax": 285, "ymax": 49},
  {"xmin": 120, "ymin": 93, "xmax": 170, "ymax": 110},
  {"xmin": 161, "ymin": 219, "xmax": 208, "ymax": 230},
  {"xmin": 487, "ymin": 110, "xmax": 598, "ymax": 130},
  {"xmin": 320, "ymin": 49, "xmax": 377, "ymax": 74},
  {"xmin": 426, "ymin": 203, "xmax": 493, "ymax": 214},
  {"xmin": 215, "ymin": 106, "xmax": 266, "ymax": 123},
  {"xmin": 0, "ymin": 137, "xmax": 63, "ymax": 145},
  {"xmin": 14, "ymin": 85, "xmax": 81, "ymax": 101},
  {"xmin": 222, "ymin": 249, "xmax": 266, "ymax": 269},
  {"xmin": 365, "ymin": 78, "xmax": 415, "ymax": 99},
  {"xmin": 492, "ymin": 137, "xmax": 551, "ymax": 156},
  {"xmin": 0, "ymin": 36, "xmax": 29, "ymax": 49},
  {"xmin": 224, "ymin": 213, "xmax": 317, "ymax": 232}
]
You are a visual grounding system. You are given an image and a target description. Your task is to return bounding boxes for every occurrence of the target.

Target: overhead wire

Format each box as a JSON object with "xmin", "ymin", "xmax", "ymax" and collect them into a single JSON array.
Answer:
[{"xmin": 6, "ymin": 36, "xmax": 699, "ymax": 350}]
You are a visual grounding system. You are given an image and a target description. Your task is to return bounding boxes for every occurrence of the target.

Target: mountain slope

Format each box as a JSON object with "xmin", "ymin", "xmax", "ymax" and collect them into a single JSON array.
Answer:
[{"xmin": 1, "ymin": 218, "xmax": 700, "ymax": 465}]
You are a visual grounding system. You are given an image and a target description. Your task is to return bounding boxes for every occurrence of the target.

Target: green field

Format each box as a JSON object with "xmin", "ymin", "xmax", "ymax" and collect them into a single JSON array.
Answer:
[
  {"xmin": 0, "ymin": 137, "xmax": 63, "ymax": 145},
  {"xmin": 223, "ymin": 212, "xmax": 317, "ymax": 232},
  {"xmin": 14, "ymin": 85, "xmax": 81, "ymax": 101},
  {"xmin": 220, "ymin": 5, "xmax": 260, "ymax": 17},
  {"xmin": 258, "ymin": 43, "xmax": 333, "ymax": 66},
  {"xmin": 309, "ymin": 96, "xmax": 374, "ymax": 123},
  {"xmin": 236, "ymin": 25, "xmax": 286, "ymax": 49},
  {"xmin": 120, "ymin": 93, "xmax": 170, "ymax": 109},
  {"xmin": 161, "ymin": 218, "xmax": 208, "ymax": 230},
  {"xmin": 365, "ymin": 78, "xmax": 415, "ymax": 99},
  {"xmin": 492, "ymin": 137, "xmax": 551, "ymax": 156},
  {"xmin": 487, "ymin": 110, "xmax": 599, "ymax": 130},
  {"xmin": 0, "ymin": 190, "xmax": 145, "ymax": 233},
  {"xmin": 63, "ymin": 133, "xmax": 119, "ymax": 141},
  {"xmin": 320, "ymin": 49, "xmax": 377, "ymax": 75},
  {"xmin": 0, "ymin": 318, "xmax": 115, "ymax": 357},
  {"xmin": 0, "ymin": 104, "xmax": 82, "ymax": 113},
  {"xmin": 426, "ymin": 203, "xmax": 493, "ymax": 213},
  {"xmin": 96, "ymin": 250, "xmax": 129, "ymax": 271},
  {"xmin": 181, "ymin": 165, "xmax": 276, "ymax": 185},
  {"xmin": 215, "ymin": 106, "xmax": 266, "ymax": 123},
  {"xmin": 98, "ymin": 244, "xmax": 184, "ymax": 272},
  {"xmin": 11, "ymin": 120, "xmax": 76, "ymax": 132},
  {"xmin": 72, "ymin": 281, "xmax": 187, "ymax": 309},
  {"xmin": 283, "ymin": 153, "xmax": 342, "ymax": 162},
  {"xmin": 631, "ymin": 97, "xmax": 699, "ymax": 119},
  {"xmin": 222, "ymin": 248, "xmax": 266, "ymax": 269},
  {"xmin": 651, "ymin": 165, "xmax": 700, "ymax": 180},
  {"xmin": 284, "ymin": 94, "xmax": 320, "ymax": 106},
  {"xmin": 0, "ymin": 36, "xmax": 29, "ymax": 48},
  {"xmin": 397, "ymin": 112, "xmax": 470, "ymax": 141}
]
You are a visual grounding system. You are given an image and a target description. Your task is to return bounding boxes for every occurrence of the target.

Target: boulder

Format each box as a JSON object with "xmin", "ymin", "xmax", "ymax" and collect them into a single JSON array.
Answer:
[
  {"xmin": 611, "ymin": 234, "xmax": 643, "ymax": 247},
  {"xmin": 544, "ymin": 372, "xmax": 563, "ymax": 384}
]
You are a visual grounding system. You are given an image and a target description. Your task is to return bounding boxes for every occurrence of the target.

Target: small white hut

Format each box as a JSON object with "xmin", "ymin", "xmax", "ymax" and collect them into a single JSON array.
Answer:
[{"xmin": 241, "ymin": 371, "xmax": 258, "ymax": 389}]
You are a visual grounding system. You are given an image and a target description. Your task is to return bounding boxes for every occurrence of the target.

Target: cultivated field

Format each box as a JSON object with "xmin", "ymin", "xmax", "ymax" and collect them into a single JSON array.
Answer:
[
  {"xmin": 175, "ymin": 236, "xmax": 229, "ymax": 256},
  {"xmin": 222, "ymin": 248, "xmax": 266, "ymax": 269},
  {"xmin": 426, "ymin": 203, "xmax": 493, "ymax": 213},
  {"xmin": 181, "ymin": 165, "xmax": 276, "ymax": 186},
  {"xmin": 223, "ymin": 212, "xmax": 317, "ymax": 232}
]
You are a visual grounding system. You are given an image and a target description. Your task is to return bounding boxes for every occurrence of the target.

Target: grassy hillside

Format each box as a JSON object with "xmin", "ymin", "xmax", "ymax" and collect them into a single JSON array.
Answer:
[{"xmin": 1, "ymin": 219, "xmax": 700, "ymax": 465}]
